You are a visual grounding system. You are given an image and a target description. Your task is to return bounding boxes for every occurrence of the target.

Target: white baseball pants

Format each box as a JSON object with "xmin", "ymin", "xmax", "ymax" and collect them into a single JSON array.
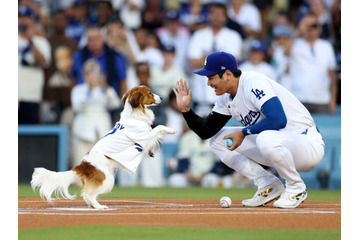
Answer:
[{"xmin": 209, "ymin": 126, "xmax": 325, "ymax": 193}]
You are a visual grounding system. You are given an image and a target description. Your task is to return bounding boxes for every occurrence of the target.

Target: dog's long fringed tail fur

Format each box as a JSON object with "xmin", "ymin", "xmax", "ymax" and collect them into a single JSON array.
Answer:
[{"xmin": 31, "ymin": 168, "xmax": 79, "ymax": 203}]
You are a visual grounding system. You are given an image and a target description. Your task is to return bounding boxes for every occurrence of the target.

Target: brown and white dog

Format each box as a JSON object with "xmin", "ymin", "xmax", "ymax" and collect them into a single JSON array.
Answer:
[{"xmin": 31, "ymin": 86, "xmax": 176, "ymax": 209}]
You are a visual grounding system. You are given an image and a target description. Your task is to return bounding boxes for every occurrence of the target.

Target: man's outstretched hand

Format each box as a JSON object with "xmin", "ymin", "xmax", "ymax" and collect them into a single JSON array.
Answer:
[{"xmin": 173, "ymin": 78, "xmax": 192, "ymax": 113}]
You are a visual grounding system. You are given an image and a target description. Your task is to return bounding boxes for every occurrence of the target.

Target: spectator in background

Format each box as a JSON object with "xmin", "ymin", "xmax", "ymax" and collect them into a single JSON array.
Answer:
[
  {"xmin": 19, "ymin": 0, "xmax": 51, "ymax": 29},
  {"xmin": 113, "ymin": 0, "xmax": 145, "ymax": 30},
  {"xmin": 309, "ymin": 0, "xmax": 334, "ymax": 42},
  {"xmin": 141, "ymin": 0, "xmax": 165, "ymax": 31},
  {"xmin": 331, "ymin": 0, "xmax": 341, "ymax": 52},
  {"xmin": 105, "ymin": 16, "xmax": 137, "ymax": 66},
  {"xmin": 132, "ymin": 27, "xmax": 164, "ymax": 67},
  {"xmin": 104, "ymin": 16, "xmax": 141, "ymax": 91},
  {"xmin": 134, "ymin": 62, "xmax": 166, "ymax": 127},
  {"xmin": 162, "ymin": 91, "xmax": 185, "ymax": 178},
  {"xmin": 163, "ymin": 91, "xmax": 185, "ymax": 145},
  {"xmin": 167, "ymin": 129, "xmax": 220, "ymax": 188},
  {"xmin": 156, "ymin": 10, "xmax": 191, "ymax": 72},
  {"xmin": 92, "ymin": 0, "xmax": 114, "ymax": 28},
  {"xmin": 240, "ymin": 40, "xmax": 276, "ymax": 81},
  {"xmin": 147, "ymin": 31, "xmax": 162, "ymax": 50},
  {"xmin": 64, "ymin": 0, "xmax": 89, "ymax": 46},
  {"xmin": 125, "ymin": 27, "xmax": 163, "ymax": 88},
  {"xmin": 40, "ymin": 10, "xmax": 78, "ymax": 124},
  {"xmin": 71, "ymin": 59, "xmax": 121, "ymax": 167},
  {"xmin": 227, "ymin": 0, "xmax": 261, "ymax": 58},
  {"xmin": 47, "ymin": 10, "xmax": 78, "ymax": 55},
  {"xmin": 227, "ymin": 0, "xmax": 262, "ymax": 39},
  {"xmin": 42, "ymin": 45, "xmax": 74, "ymax": 124},
  {"xmin": 272, "ymin": 10, "xmax": 295, "ymax": 31},
  {"xmin": 179, "ymin": 0, "xmax": 209, "ymax": 33},
  {"xmin": 187, "ymin": 2, "xmax": 242, "ymax": 116},
  {"xmin": 18, "ymin": 6, "xmax": 51, "ymax": 124},
  {"xmin": 132, "ymin": 61, "xmax": 167, "ymax": 187},
  {"xmin": 284, "ymin": 13, "xmax": 337, "ymax": 114},
  {"xmin": 150, "ymin": 44, "xmax": 187, "ymax": 102},
  {"xmin": 270, "ymin": 25, "xmax": 292, "ymax": 89},
  {"xmin": 70, "ymin": 26, "xmax": 127, "ymax": 97},
  {"xmin": 252, "ymin": 0, "xmax": 274, "ymax": 39}
]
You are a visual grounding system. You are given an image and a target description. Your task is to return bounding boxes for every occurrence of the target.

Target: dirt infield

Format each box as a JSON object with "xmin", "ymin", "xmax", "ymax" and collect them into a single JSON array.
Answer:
[{"xmin": 18, "ymin": 198, "xmax": 340, "ymax": 230}]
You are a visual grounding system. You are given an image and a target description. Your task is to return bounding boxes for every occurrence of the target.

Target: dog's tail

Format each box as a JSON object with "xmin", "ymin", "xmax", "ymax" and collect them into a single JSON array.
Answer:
[{"xmin": 31, "ymin": 168, "xmax": 79, "ymax": 203}]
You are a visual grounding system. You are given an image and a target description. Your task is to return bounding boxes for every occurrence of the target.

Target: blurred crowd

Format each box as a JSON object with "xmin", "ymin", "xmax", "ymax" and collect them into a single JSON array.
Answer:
[{"xmin": 18, "ymin": 0, "xmax": 341, "ymax": 187}]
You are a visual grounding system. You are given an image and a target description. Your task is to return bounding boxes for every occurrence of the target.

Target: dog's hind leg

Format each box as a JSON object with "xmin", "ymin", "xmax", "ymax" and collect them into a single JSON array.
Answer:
[
  {"xmin": 73, "ymin": 161, "xmax": 113, "ymax": 209},
  {"xmin": 83, "ymin": 171, "xmax": 115, "ymax": 210}
]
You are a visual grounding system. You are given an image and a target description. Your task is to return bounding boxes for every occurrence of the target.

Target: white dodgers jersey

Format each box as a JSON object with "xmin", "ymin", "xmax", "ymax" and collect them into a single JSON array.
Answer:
[
  {"xmin": 212, "ymin": 71, "xmax": 315, "ymax": 134},
  {"xmin": 90, "ymin": 116, "xmax": 152, "ymax": 174}
]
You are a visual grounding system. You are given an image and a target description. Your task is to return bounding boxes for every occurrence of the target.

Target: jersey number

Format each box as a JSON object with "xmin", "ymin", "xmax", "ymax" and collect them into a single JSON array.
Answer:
[
  {"xmin": 102, "ymin": 123, "xmax": 125, "ymax": 138},
  {"xmin": 251, "ymin": 89, "xmax": 266, "ymax": 100}
]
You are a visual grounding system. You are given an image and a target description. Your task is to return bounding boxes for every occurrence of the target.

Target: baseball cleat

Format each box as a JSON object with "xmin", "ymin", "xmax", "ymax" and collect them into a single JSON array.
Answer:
[
  {"xmin": 242, "ymin": 180, "xmax": 284, "ymax": 207},
  {"xmin": 273, "ymin": 190, "xmax": 307, "ymax": 209}
]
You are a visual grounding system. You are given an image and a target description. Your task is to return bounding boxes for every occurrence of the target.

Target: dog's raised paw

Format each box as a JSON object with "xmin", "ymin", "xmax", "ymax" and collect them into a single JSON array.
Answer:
[{"xmin": 167, "ymin": 128, "xmax": 177, "ymax": 134}]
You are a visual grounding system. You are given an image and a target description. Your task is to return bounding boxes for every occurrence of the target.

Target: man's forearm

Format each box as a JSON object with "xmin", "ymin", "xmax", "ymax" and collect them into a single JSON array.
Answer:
[{"xmin": 182, "ymin": 109, "xmax": 231, "ymax": 139}]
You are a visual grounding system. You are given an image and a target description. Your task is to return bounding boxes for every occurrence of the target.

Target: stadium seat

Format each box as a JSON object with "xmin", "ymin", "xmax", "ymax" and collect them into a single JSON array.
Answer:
[
  {"xmin": 328, "ymin": 144, "xmax": 341, "ymax": 189},
  {"xmin": 162, "ymin": 143, "xmax": 179, "ymax": 178},
  {"xmin": 300, "ymin": 113, "xmax": 341, "ymax": 189}
]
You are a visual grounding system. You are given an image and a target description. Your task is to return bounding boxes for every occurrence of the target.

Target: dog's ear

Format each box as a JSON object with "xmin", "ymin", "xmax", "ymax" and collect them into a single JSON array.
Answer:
[
  {"xmin": 122, "ymin": 90, "xmax": 130, "ymax": 106},
  {"xmin": 123, "ymin": 88, "xmax": 144, "ymax": 109}
]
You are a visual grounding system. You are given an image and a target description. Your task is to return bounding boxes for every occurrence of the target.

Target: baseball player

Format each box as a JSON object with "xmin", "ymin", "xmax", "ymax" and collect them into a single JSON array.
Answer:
[{"xmin": 173, "ymin": 51, "xmax": 325, "ymax": 208}]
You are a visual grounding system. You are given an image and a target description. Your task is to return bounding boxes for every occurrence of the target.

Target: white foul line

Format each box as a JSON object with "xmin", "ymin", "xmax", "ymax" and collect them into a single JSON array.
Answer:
[{"xmin": 18, "ymin": 199, "xmax": 340, "ymax": 216}]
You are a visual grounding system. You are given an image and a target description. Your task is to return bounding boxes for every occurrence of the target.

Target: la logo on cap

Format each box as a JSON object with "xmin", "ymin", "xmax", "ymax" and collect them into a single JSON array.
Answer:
[{"xmin": 221, "ymin": 66, "xmax": 226, "ymax": 70}]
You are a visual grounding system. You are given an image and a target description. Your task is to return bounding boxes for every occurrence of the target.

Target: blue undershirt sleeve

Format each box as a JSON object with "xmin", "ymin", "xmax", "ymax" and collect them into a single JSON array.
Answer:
[{"xmin": 242, "ymin": 96, "xmax": 287, "ymax": 136}]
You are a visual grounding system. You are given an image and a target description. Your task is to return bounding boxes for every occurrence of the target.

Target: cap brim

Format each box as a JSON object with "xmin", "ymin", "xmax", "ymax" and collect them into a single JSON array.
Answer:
[{"xmin": 194, "ymin": 68, "xmax": 219, "ymax": 76}]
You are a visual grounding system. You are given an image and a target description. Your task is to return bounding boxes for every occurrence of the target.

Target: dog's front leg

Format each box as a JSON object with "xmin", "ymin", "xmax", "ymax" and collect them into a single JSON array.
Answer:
[{"xmin": 145, "ymin": 125, "xmax": 176, "ymax": 157}]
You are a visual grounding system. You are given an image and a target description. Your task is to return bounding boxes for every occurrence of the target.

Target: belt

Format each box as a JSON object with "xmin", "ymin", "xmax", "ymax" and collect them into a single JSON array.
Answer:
[{"xmin": 302, "ymin": 126, "xmax": 320, "ymax": 135}]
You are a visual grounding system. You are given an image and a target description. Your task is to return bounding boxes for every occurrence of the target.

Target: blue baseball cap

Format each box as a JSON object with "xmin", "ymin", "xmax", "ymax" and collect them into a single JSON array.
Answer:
[
  {"xmin": 165, "ymin": 10, "xmax": 180, "ymax": 21},
  {"xmin": 250, "ymin": 40, "xmax": 267, "ymax": 52},
  {"xmin": 273, "ymin": 25, "xmax": 292, "ymax": 37},
  {"xmin": 18, "ymin": 6, "xmax": 37, "ymax": 20},
  {"xmin": 161, "ymin": 44, "xmax": 176, "ymax": 53},
  {"xmin": 194, "ymin": 51, "xmax": 238, "ymax": 76}
]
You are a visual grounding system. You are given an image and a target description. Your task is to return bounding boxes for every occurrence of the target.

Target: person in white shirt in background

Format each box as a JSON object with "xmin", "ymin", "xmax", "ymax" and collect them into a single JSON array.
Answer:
[
  {"xmin": 284, "ymin": 13, "xmax": 337, "ymax": 114},
  {"xmin": 18, "ymin": 6, "xmax": 51, "ymax": 124},
  {"xmin": 133, "ymin": 27, "xmax": 164, "ymax": 67},
  {"xmin": 269, "ymin": 25, "xmax": 293, "ymax": 90},
  {"xmin": 168, "ymin": 129, "xmax": 219, "ymax": 188},
  {"xmin": 187, "ymin": 2, "xmax": 242, "ymax": 116},
  {"xmin": 226, "ymin": 0, "xmax": 262, "ymax": 58},
  {"xmin": 126, "ymin": 27, "xmax": 164, "ymax": 89},
  {"xmin": 156, "ymin": 10, "xmax": 191, "ymax": 73},
  {"xmin": 240, "ymin": 40, "xmax": 276, "ymax": 81},
  {"xmin": 150, "ymin": 44, "xmax": 187, "ymax": 102},
  {"xmin": 162, "ymin": 91, "xmax": 186, "ymax": 179},
  {"xmin": 227, "ymin": 0, "xmax": 261, "ymax": 38},
  {"xmin": 112, "ymin": 0, "xmax": 145, "ymax": 30},
  {"xmin": 71, "ymin": 59, "xmax": 121, "ymax": 167}
]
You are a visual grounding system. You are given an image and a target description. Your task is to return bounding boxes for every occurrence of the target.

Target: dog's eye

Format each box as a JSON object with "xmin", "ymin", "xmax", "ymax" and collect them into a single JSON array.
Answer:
[{"xmin": 149, "ymin": 92, "xmax": 152, "ymax": 95}]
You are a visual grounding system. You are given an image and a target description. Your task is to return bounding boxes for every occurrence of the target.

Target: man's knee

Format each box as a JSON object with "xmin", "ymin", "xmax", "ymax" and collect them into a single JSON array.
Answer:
[{"xmin": 256, "ymin": 131, "xmax": 283, "ymax": 158}]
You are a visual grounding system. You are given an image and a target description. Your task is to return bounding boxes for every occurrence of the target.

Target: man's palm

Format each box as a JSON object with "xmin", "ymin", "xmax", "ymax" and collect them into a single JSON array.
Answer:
[{"xmin": 173, "ymin": 78, "xmax": 192, "ymax": 112}]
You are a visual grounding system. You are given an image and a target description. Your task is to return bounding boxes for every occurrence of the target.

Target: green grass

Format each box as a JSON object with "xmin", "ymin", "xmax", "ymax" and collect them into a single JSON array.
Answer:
[
  {"xmin": 19, "ymin": 184, "xmax": 341, "ymax": 201},
  {"xmin": 19, "ymin": 225, "xmax": 340, "ymax": 240}
]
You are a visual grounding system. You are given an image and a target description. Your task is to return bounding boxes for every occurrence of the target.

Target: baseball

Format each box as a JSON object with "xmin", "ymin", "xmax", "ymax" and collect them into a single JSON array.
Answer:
[
  {"xmin": 220, "ymin": 196, "xmax": 232, "ymax": 208},
  {"xmin": 226, "ymin": 138, "xmax": 233, "ymax": 147}
]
